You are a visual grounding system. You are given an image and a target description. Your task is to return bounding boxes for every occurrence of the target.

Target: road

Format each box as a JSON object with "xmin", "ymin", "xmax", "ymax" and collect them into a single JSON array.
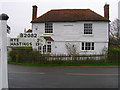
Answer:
[{"xmin": 8, "ymin": 64, "xmax": 119, "ymax": 88}]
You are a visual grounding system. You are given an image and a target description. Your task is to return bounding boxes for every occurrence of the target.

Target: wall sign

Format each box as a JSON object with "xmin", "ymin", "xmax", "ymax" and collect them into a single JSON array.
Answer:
[
  {"xmin": 20, "ymin": 33, "xmax": 37, "ymax": 38},
  {"xmin": 9, "ymin": 33, "xmax": 46, "ymax": 47}
]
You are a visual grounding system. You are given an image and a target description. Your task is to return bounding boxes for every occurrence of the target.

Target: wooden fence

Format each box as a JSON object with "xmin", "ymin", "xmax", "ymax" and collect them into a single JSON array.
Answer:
[
  {"xmin": 44, "ymin": 54, "xmax": 105, "ymax": 61},
  {"xmin": 8, "ymin": 48, "xmax": 119, "ymax": 64}
]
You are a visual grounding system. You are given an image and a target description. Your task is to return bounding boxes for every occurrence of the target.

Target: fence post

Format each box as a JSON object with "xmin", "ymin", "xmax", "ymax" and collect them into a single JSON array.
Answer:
[{"xmin": 0, "ymin": 13, "xmax": 9, "ymax": 90}]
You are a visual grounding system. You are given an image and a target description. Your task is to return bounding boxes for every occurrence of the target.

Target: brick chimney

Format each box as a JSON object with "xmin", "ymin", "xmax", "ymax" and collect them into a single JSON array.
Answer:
[
  {"xmin": 104, "ymin": 4, "xmax": 109, "ymax": 20},
  {"xmin": 32, "ymin": 5, "xmax": 37, "ymax": 21}
]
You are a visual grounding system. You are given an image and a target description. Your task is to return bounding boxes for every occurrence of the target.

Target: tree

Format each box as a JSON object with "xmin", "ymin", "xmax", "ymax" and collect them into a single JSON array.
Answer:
[
  {"xmin": 110, "ymin": 19, "xmax": 120, "ymax": 47},
  {"xmin": 65, "ymin": 43, "xmax": 78, "ymax": 56},
  {"xmin": 110, "ymin": 18, "xmax": 120, "ymax": 40}
]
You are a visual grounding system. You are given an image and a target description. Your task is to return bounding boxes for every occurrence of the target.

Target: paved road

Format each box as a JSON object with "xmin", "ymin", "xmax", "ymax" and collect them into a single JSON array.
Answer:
[{"xmin": 8, "ymin": 64, "xmax": 119, "ymax": 88}]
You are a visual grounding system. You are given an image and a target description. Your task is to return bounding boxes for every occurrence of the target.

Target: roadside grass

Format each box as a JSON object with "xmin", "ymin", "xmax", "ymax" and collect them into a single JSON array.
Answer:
[{"xmin": 8, "ymin": 61, "xmax": 119, "ymax": 66}]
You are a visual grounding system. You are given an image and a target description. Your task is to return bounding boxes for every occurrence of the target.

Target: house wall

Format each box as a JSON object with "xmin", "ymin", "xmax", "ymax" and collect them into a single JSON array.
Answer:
[
  {"xmin": 51, "ymin": 41, "xmax": 108, "ymax": 55},
  {"xmin": 118, "ymin": 1, "xmax": 120, "ymax": 19},
  {"xmin": 32, "ymin": 21, "xmax": 109, "ymax": 55}
]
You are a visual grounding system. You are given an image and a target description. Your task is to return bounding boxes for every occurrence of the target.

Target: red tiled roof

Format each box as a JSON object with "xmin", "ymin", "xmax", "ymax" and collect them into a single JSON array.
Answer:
[
  {"xmin": 26, "ymin": 29, "xmax": 32, "ymax": 33},
  {"xmin": 31, "ymin": 9, "xmax": 109, "ymax": 23},
  {"xmin": 43, "ymin": 36, "xmax": 54, "ymax": 41}
]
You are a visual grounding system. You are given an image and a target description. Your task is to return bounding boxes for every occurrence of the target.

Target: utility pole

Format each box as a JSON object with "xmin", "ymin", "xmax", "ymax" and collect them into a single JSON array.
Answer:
[{"xmin": 0, "ymin": 13, "xmax": 9, "ymax": 90}]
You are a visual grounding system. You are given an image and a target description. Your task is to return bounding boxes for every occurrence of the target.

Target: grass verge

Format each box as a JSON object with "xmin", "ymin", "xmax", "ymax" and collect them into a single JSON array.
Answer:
[{"xmin": 8, "ymin": 61, "xmax": 119, "ymax": 66}]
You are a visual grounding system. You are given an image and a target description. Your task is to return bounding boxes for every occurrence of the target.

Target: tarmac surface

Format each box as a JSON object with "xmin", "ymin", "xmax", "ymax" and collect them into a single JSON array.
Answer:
[{"xmin": 8, "ymin": 64, "xmax": 119, "ymax": 88}]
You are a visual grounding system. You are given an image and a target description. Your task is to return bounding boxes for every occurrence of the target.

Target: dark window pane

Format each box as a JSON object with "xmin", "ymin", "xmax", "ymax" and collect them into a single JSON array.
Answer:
[
  {"xmin": 82, "ymin": 42, "xmax": 84, "ymax": 50},
  {"xmin": 43, "ymin": 45, "xmax": 46, "ymax": 53},
  {"xmin": 92, "ymin": 42, "xmax": 94, "ymax": 50},
  {"xmin": 47, "ymin": 45, "xmax": 51, "ymax": 52},
  {"xmin": 84, "ymin": 24, "xmax": 92, "ymax": 34},
  {"xmin": 45, "ymin": 23, "xmax": 53, "ymax": 33}
]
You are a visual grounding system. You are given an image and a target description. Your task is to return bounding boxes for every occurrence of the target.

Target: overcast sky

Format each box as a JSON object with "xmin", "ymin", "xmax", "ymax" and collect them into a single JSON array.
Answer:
[{"xmin": 0, "ymin": 0, "xmax": 119, "ymax": 38}]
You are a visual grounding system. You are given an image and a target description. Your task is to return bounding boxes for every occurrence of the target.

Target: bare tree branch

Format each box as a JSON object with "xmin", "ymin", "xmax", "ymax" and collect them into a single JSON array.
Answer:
[
  {"xmin": 110, "ymin": 18, "xmax": 120, "ymax": 40},
  {"xmin": 65, "ymin": 43, "xmax": 78, "ymax": 56}
]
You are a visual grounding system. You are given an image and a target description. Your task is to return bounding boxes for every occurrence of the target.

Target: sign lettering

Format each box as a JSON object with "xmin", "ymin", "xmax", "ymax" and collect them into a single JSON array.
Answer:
[{"xmin": 9, "ymin": 33, "xmax": 46, "ymax": 47}]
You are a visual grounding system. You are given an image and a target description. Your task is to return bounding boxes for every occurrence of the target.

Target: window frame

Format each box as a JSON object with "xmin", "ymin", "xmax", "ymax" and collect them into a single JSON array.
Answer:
[
  {"xmin": 81, "ymin": 42, "xmax": 94, "ymax": 51},
  {"xmin": 40, "ymin": 41, "xmax": 52, "ymax": 54},
  {"xmin": 47, "ymin": 42, "xmax": 51, "ymax": 53},
  {"xmin": 84, "ymin": 23, "xmax": 93, "ymax": 34},
  {"xmin": 45, "ymin": 23, "xmax": 53, "ymax": 33}
]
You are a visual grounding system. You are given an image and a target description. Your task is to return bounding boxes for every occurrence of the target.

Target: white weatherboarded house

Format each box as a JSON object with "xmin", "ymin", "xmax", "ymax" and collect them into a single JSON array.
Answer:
[
  {"xmin": 31, "ymin": 4, "xmax": 110, "ymax": 55},
  {"xmin": 118, "ymin": 1, "xmax": 120, "ymax": 38}
]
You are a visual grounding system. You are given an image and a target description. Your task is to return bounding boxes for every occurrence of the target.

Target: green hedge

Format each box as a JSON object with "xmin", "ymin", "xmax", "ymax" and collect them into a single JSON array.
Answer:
[
  {"xmin": 8, "ymin": 47, "xmax": 46, "ymax": 64},
  {"xmin": 107, "ymin": 47, "xmax": 120, "ymax": 63},
  {"xmin": 8, "ymin": 47, "xmax": 120, "ymax": 64}
]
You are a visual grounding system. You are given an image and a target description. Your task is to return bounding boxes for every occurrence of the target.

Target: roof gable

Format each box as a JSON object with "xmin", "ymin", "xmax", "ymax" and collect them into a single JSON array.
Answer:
[{"xmin": 31, "ymin": 9, "xmax": 109, "ymax": 23}]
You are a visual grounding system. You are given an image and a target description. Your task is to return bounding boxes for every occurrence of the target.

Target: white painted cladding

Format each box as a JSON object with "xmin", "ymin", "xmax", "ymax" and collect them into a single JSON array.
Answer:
[
  {"xmin": 118, "ymin": 1, "xmax": 120, "ymax": 19},
  {"xmin": 32, "ymin": 21, "xmax": 109, "ymax": 55},
  {"xmin": 51, "ymin": 42, "xmax": 108, "ymax": 55}
]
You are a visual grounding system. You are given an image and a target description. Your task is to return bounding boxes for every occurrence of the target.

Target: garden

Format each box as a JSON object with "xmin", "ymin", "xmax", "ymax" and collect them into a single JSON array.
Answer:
[{"xmin": 8, "ymin": 46, "xmax": 120, "ymax": 66}]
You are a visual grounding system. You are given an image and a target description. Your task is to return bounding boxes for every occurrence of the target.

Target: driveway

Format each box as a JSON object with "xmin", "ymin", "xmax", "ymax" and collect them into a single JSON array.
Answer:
[{"xmin": 8, "ymin": 64, "xmax": 119, "ymax": 88}]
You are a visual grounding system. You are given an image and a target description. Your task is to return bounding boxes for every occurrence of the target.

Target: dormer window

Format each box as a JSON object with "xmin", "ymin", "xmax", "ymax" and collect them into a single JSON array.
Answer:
[
  {"xmin": 84, "ymin": 23, "xmax": 92, "ymax": 34},
  {"xmin": 45, "ymin": 23, "xmax": 53, "ymax": 33}
]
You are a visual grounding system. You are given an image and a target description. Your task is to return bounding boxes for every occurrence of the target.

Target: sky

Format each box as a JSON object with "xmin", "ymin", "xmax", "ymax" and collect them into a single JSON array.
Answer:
[{"xmin": 0, "ymin": 0, "xmax": 120, "ymax": 38}]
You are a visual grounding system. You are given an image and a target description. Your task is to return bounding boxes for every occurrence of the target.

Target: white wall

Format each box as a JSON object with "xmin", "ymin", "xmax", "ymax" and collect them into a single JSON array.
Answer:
[
  {"xmin": 118, "ymin": 1, "xmax": 120, "ymax": 19},
  {"xmin": 33, "ymin": 21, "xmax": 108, "ymax": 42},
  {"xmin": 51, "ymin": 41, "xmax": 108, "ymax": 55},
  {"xmin": 32, "ymin": 21, "xmax": 109, "ymax": 55}
]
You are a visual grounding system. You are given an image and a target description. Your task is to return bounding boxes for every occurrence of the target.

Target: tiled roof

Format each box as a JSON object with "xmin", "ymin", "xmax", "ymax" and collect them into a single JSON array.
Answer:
[
  {"xmin": 31, "ymin": 9, "xmax": 109, "ymax": 23},
  {"xmin": 41, "ymin": 36, "xmax": 54, "ymax": 41},
  {"xmin": 26, "ymin": 29, "xmax": 32, "ymax": 33},
  {"xmin": 44, "ymin": 36, "xmax": 54, "ymax": 41}
]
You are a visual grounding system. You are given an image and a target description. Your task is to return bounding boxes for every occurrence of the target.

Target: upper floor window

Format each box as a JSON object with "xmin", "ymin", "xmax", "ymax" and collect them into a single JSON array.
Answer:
[
  {"xmin": 45, "ymin": 23, "xmax": 53, "ymax": 33},
  {"xmin": 84, "ymin": 24, "xmax": 92, "ymax": 34}
]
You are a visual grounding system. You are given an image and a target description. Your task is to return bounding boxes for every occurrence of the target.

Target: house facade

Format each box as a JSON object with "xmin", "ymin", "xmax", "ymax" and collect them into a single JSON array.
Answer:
[
  {"xmin": 118, "ymin": 1, "xmax": 120, "ymax": 19},
  {"xmin": 30, "ymin": 4, "xmax": 110, "ymax": 55}
]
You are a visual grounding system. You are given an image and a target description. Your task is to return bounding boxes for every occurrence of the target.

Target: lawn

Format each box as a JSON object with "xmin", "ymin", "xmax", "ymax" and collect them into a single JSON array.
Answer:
[{"xmin": 8, "ymin": 61, "xmax": 119, "ymax": 66}]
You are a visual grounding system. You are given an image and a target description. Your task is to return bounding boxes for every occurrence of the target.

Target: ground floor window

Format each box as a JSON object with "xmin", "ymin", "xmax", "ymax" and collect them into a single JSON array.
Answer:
[
  {"xmin": 47, "ymin": 45, "xmax": 51, "ymax": 53},
  {"xmin": 38, "ymin": 41, "xmax": 51, "ymax": 54},
  {"xmin": 43, "ymin": 45, "xmax": 46, "ymax": 53},
  {"xmin": 82, "ymin": 42, "xmax": 94, "ymax": 50}
]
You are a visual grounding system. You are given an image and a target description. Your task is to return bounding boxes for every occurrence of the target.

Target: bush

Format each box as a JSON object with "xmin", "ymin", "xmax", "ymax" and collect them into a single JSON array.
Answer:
[
  {"xmin": 8, "ymin": 47, "xmax": 46, "ymax": 64},
  {"xmin": 107, "ymin": 47, "xmax": 120, "ymax": 63},
  {"xmin": 8, "ymin": 47, "xmax": 120, "ymax": 64}
]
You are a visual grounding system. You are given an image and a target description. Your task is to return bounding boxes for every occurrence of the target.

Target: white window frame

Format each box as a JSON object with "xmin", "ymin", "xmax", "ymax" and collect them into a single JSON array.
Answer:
[
  {"xmin": 39, "ymin": 41, "xmax": 52, "ymax": 54},
  {"xmin": 45, "ymin": 23, "xmax": 53, "ymax": 33},
  {"xmin": 84, "ymin": 23, "xmax": 92, "ymax": 34},
  {"xmin": 81, "ymin": 42, "xmax": 94, "ymax": 51},
  {"xmin": 47, "ymin": 42, "xmax": 51, "ymax": 53}
]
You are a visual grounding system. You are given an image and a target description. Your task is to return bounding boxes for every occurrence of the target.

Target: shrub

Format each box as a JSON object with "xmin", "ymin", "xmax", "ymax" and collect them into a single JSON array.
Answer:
[
  {"xmin": 8, "ymin": 47, "xmax": 46, "ymax": 64},
  {"xmin": 107, "ymin": 47, "xmax": 120, "ymax": 63},
  {"xmin": 8, "ymin": 47, "xmax": 120, "ymax": 64}
]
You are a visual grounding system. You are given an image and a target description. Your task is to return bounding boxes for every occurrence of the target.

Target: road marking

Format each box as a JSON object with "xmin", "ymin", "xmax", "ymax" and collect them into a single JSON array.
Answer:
[
  {"xmin": 66, "ymin": 73, "xmax": 119, "ymax": 76},
  {"xmin": 65, "ymin": 66, "xmax": 119, "ymax": 67},
  {"xmin": 9, "ymin": 72, "xmax": 45, "ymax": 75}
]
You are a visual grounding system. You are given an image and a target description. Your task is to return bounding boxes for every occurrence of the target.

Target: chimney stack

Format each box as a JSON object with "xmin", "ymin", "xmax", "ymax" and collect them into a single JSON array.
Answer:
[
  {"xmin": 32, "ymin": 5, "xmax": 37, "ymax": 21},
  {"xmin": 104, "ymin": 4, "xmax": 109, "ymax": 20}
]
